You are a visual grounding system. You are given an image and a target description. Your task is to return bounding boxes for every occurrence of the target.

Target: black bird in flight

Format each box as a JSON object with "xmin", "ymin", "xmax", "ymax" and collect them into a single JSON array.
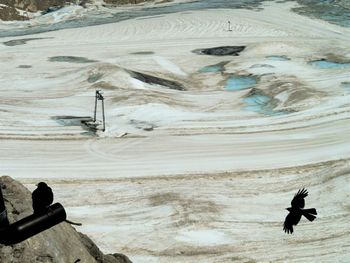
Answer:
[
  {"xmin": 32, "ymin": 182, "xmax": 54, "ymax": 214},
  {"xmin": 283, "ymin": 188, "xmax": 317, "ymax": 234}
]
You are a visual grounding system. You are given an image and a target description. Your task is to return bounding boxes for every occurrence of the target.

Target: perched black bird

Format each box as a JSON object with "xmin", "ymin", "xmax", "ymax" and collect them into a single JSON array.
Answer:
[
  {"xmin": 32, "ymin": 182, "xmax": 54, "ymax": 214},
  {"xmin": 31, "ymin": 182, "xmax": 82, "ymax": 226},
  {"xmin": 283, "ymin": 188, "xmax": 317, "ymax": 234}
]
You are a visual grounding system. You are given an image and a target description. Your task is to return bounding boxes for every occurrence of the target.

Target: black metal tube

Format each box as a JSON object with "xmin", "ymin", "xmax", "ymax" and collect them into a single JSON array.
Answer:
[
  {"xmin": 0, "ymin": 203, "xmax": 66, "ymax": 245},
  {"xmin": 0, "ymin": 183, "xmax": 9, "ymax": 227},
  {"xmin": 0, "ymin": 184, "xmax": 5, "ymax": 212}
]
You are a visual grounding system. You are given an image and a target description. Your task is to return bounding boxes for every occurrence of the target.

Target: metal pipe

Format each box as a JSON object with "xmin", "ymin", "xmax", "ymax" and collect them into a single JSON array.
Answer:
[
  {"xmin": 0, "ymin": 184, "xmax": 5, "ymax": 212},
  {"xmin": 0, "ymin": 203, "xmax": 66, "ymax": 245},
  {"xmin": 0, "ymin": 183, "xmax": 9, "ymax": 227}
]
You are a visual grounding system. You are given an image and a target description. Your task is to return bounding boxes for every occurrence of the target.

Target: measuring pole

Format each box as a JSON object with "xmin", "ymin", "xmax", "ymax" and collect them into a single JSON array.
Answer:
[
  {"xmin": 101, "ymin": 96, "xmax": 105, "ymax": 132},
  {"xmin": 93, "ymin": 90, "xmax": 106, "ymax": 132},
  {"xmin": 93, "ymin": 90, "xmax": 98, "ymax": 122}
]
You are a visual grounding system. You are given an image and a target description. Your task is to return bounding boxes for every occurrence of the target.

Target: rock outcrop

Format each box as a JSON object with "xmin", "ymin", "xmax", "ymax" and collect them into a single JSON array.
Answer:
[
  {"xmin": 0, "ymin": 0, "xmax": 81, "ymax": 21},
  {"xmin": 0, "ymin": 176, "xmax": 132, "ymax": 263},
  {"xmin": 103, "ymin": 0, "xmax": 152, "ymax": 5},
  {"xmin": 0, "ymin": 0, "xmax": 155, "ymax": 21},
  {"xmin": 2, "ymin": 0, "xmax": 74, "ymax": 12}
]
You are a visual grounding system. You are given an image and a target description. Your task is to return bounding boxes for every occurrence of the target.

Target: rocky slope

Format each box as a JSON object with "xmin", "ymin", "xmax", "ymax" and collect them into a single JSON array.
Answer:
[
  {"xmin": 103, "ymin": 0, "xmax": 153, "ymax": 5},
  {"xmin": 0, "ymin": 176, "xmax": 132, "ymax": 263},
  {"xmin": 1, "ymin": 0, "xmax": 76, "ymax": 12},
  {"xmin": 0, "ymin": 0, "xmax": 155, "ymax": 21},
  {"xmin": 0, "ymin": 0, "xmax": 78, "ymax": 21}
]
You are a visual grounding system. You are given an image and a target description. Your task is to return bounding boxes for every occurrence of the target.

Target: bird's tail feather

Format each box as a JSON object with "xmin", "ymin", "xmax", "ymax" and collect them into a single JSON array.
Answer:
[
  {"xmin": 302, "ymin": 208, "xmax": 317, "ymax": 221},
  {"xmin": 303, "ymin": 208, "xmax": 317, "ymax": 215}
]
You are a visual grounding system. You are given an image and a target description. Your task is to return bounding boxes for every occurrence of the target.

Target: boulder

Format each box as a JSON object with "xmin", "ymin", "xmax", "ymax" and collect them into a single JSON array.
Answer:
[{"xmin": 0, "ymin": 176, "xmax": 132, "ymax": 263}]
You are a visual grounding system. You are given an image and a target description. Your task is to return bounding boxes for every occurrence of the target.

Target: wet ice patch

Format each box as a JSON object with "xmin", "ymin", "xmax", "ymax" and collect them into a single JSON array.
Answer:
[
  {"xmin": 225, "ymin": 75, "xmax": 257, "ymax": 91},
  {"xmin": 176, "ymin": 229, "xmax": 231, "ymax": 246},
  {"xmin": 199, "ymin": 61, "xmax": 229, "ymax": 73},
  {"xmin": 3, "ymin": 38, "xmax": 51, "ymax": 46},
  {"xmin": 88, "ymin": 72, "xmax": 104, "ymax": 83},
  {"xmin": 341, "ymin": 82, "xmax": 350, "ymax": 91},
  {"xmin": 243, "ymin": 89, "xmax": 286, "ymax": 116},
  {"xmin": 266, "ymin": 55, "xmax": 290, "ymax": 61},
  {"xmin": 199, "ymin": 65, "xmax": 222, "ymax": 73},
  {"xmin": 308, "ymin": 59, "xmax": 350, "ymax": 69},
  {"xmin": 245, "ymin": 76, "xmax": 326, "ymax": 113}
]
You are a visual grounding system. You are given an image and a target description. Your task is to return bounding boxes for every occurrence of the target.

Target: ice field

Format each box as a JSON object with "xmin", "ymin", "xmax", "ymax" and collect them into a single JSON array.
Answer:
[{"xmin": 1, "ymin": 1, "xmax": 350, "ymax": 262}]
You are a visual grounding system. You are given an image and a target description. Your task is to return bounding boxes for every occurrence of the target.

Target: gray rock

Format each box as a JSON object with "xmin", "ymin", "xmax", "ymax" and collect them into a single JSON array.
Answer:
[
  {"xmin": 192, "ymin": 46, "xmax": 246, "ymax": 56},
  {"xmin": 0, "ymin": 176, "xmax": 132, "ymax": 263},
  {"xmin": 104, "ymin": 0, "xmax": 152, "ymax": 5},
  {"xmin": 79, "ymin": 233, "xmax": 132, "ymax": 263}
]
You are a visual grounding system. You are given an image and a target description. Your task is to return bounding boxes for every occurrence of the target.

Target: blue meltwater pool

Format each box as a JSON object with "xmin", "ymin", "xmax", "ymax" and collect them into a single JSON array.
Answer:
[
  {"xmin": 225, "ymin": 75, "xmax": 257, "ymax": 91},
  {"xmin": 309, "ymin": 59, "xmax": 350, "ymax": 69}
]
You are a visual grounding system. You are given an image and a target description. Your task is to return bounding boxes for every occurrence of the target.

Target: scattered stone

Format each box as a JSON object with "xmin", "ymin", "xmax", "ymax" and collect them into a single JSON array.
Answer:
[
  {"xmin": 192, "ymin": 46, "xmax": 246, "ymax": 56},
  {"xmin": 0, "ymin": 5, "xmax": 28, "ymax": 21},
  {"xmin": 104, "ymin": 0, "xmax": 153, "ymax": 5},
  {"xmin": 79, "ymin": 233, "xmax": 132, "ymax": 263},
  {"xmin": 41, "ymin": 6, "xmax": 62, "ymax": 15}
]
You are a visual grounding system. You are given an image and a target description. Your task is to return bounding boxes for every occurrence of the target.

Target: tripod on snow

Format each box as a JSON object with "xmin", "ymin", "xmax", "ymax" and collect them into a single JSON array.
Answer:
[{"xmin": 93, "ymin": 90, "xmax": 106, "ymax": 132}]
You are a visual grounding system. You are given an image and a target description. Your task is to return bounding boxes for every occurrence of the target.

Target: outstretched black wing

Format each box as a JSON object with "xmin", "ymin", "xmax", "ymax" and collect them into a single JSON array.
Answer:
[
  {"xmin": 291, "ymin": 188, "xmax": 308, "ymax": 209},
  {"xmin": 283, "ymin": 211, "xmax": 302, "ymax": 234},
  {"xmin": 283, "ymin": 212, "xmax": 294, "ymax": 234}
]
